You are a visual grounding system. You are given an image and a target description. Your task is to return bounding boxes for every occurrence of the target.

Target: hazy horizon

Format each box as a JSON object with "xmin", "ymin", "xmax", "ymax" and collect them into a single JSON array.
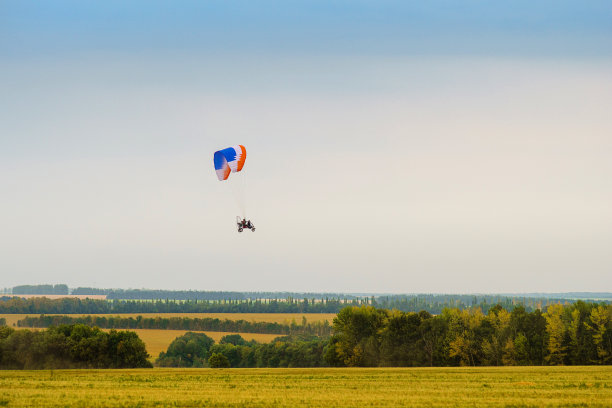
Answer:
[{"xmin": 2, "ymin": 1, "xmax": 611, "ymax": 293}]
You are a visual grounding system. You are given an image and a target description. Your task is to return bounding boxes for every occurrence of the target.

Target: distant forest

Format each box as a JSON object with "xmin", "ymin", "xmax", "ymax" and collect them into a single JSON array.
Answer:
[
  {"xmin": 5, "ymin": 285, "xmax": 612, "ymax": 301},
  {"xmin": 18, "ymin": 315, "xmax": 332, "ymax": 337},
  {"xmin": 2, "ymin": 287, "xmax": 610, "ymax": 315},
  {"xmin": 1, "ymin": 295, "xmax": 605, "ymax": 315},
  {"xmin": 11, "ymin": 284, "xmax": 69, "ymax": 295}
]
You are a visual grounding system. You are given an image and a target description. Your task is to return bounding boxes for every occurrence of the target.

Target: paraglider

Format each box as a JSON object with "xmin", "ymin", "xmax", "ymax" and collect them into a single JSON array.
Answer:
[
  {"xmin": 214, "ymin": 145, "xmax": 255, "ymax": 233},
  {"xmin": 213, "ymin": 145, "xmax": 246, "ymax": 181}
]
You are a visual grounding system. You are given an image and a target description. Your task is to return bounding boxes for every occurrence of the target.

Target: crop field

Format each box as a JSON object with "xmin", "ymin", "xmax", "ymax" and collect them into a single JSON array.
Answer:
[
  {"xmin": 0, "ymin": 313, "xmax": 336, "ymax": 327},
  {"xmin": 0, "ymin": 366, "xmax": 610, "ymax": 407},
  {"xmin": 120, "ymin": 329, "xmax": 280, "ymax": 358},
  {"xmin": 0, "ymin": 327, "xmax": 279, "ymax": 359},
  {"xmin": 0, "ymin": 326, "xmax": 279, "ymax": 359}
]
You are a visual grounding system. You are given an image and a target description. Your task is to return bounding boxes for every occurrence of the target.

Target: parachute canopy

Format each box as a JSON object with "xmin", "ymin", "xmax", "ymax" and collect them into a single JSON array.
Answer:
[{"xmin": 214, "ymin": 145, "xmax": 246, "ymax": 181}]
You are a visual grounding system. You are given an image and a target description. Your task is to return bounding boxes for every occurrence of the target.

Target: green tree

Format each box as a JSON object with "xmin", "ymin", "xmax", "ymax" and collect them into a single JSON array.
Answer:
[
  {"xmin": 208, "ymin": 352, "xmax": 230, "ymax": 368},
  {"xmin": 482, "ymin": 308, "xmax": 511, "ymax": 366},
  {"xmin": 220, "ymin": 334, "xmax": 248, "ymax": 346},
  {"xmin": 330, "ymin": 306, "xmax": 387, "ymax": 366},
  {"xmin": 584, "ymin": 305, "xmax": 611, "ymax": 364},
  {"xmin": 447, "ymin": 308, "xmax": 484, "ymax": 366},
  {"xmin": 379, "ymin": 310, "xmax": 424, "ymax": 366},
  {"xmin": 512, "ymin": 333, "xmax": 530, "ymax": 365},
  {"xmin": 544, "ymin": 304, "xmax": 566, "ymax": 365},
  {"xmin": 156, "ymin": 332, "xmax": 214, "ymax": 367},
  {"xmin": 209, "ymin": 343, "xmax": 244, "ymax": 367},
  {"xmin": 419, "ymin": 312, "xmax": 447, "ymax": 367}
]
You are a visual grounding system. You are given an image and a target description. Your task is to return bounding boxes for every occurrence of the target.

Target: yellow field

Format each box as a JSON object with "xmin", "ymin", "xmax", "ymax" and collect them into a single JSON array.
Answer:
[
  {"xmin": 0, "ymin": 312, "xmax": 336, "ymax": 327},
  {"xmin": 120, "ymin": 329, "xmax": 280, "ymax": 358},
  {"xmin": 0, "ymin": 327, "xmax": 279, "ymax": 358},
  {"xmin": 0, "ymin": 366, "xmax": 610, "ymax": 407},
  {"xmin": 0, "ymin": 313, "xmax": 329, "ymax": 359}
]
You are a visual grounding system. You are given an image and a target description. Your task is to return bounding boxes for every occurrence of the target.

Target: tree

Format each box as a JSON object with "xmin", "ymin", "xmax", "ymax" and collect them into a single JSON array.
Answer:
[
  {"xmin": 544, "ymin": 304, "xmax": 566, "ymax": 365},
  {"xmin": 584, "ymin": 305, "xmax": 611, "ymax": 364},
  {"xmin": 447, "ymin": 308, "xmax": 484, "ymax": 366},
  {"xmin": 0, "ymin": 325, "xmax": 151, "ymax": 369},
  {"xmin": 208, "ymin": 353, "xmax": 230, "ymax": 368},
  {"xmin": 330, "ymin": 306, "xmax": 387, "ymax": 366},
  {"xmin": 156, "ymin": 332, "xmax": 214, "ymax": 367},
  {"xmin": 220, "ymin": 334, "xmax": 248, "ymax": 346},
  {"xmin": 512, "ymin": 333, "xmax": 530, "ymax": 365},
  {"xmin": 383, "ymin": 310, "xmax": 427, "ymax": 366},
  {"xmin": 419, "ymin": 312, "xmax": 447, "ymax": 367},
  {"xmin": 209, "ymin": 343, "xmax": 243, "ymax": 367},
  {"xmin": 482, "ymin": 308, "xmax": 511, "ymax": 366}
]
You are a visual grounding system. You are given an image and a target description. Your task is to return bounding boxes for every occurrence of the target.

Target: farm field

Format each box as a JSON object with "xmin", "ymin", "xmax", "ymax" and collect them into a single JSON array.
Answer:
[
  {"xmin": 1, "ymin": 366, "xmax": 610, "ymax": 407},
  {"xmin": 0, "ymin": 327, "xmax": 279, "ymax": 359},
  {"xmin": 119, "ymin": 329, "xmax": 280, "ymax": 358},
  {"xmin": 0, "ymin": 312, "xmax": 336, "ymax": 327}
]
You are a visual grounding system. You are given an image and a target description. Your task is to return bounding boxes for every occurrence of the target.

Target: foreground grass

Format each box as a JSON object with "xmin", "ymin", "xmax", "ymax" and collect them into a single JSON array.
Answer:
[{"xmin": 0, "ymin": 366, "xmax": 610, "ymax": 407}]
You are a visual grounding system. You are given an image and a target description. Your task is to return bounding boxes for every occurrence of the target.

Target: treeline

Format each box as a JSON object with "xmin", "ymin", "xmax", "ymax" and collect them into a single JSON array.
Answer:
[
  {"xmin": 373, "ymin": 294, "xmax": 579, "ymax": 314},
  {"xmin": 12, "ymin": 284, "xmax": 68, "ymax": 295},
  {"xmin": 2, "ymin": 295, "xmax": 603, "ymax": 315},
  {"xmin": 156, "ymin": 332, "xmax": 327, "ymax": 368},
  {"xmin": 0, "ymin": 325, "xmax": 151, "ymax": 369},
  {"xmin": 105, "ymin": 290, "xmax": 358, "ymax": 301},
  {"xmin": 10, "ymin": 284, "xmax": 608, "ymax": 313},
  {"xmin": 17, "ymin": 315, "xmax": 332, "ymax": 337},
  {"xmin": 162, "ymin": 303, "xmax": 612, "ymax": 368},
  {"xmin": 72, "ymin": 287, "xmax": 109, "ymax": 295},
  {"xmin": 0, "ymin": 297, "xmax": 359, "ymax": 314},
  {"xmin": 325, "ymin": 303, "xmax": 612, "ymax": 366},
  {"xmin": 10, "ymin": 285, "xmax": 359, "ymax": 301}
]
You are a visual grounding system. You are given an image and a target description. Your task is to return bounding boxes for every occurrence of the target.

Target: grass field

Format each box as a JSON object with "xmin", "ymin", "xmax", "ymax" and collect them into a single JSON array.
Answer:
[
  {"xmin": 0, "ymin": 313, "xmax": 336, "ymax": 327},
  {"xmin": 0, "ymin": 366, "xmax": 610, "ymax": 407}
]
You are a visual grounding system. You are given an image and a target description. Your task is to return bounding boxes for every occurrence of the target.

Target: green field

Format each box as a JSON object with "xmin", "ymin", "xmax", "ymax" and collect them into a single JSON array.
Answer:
[{"xmin": 1, "ymin": 366, "xmax": 610, "ymax": 407}]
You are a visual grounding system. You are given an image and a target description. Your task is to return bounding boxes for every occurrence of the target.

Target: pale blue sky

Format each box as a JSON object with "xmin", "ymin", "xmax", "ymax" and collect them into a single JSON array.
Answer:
[{"xmin": 1, "ymin": 1, "xmax": 611, "ymax": 292}]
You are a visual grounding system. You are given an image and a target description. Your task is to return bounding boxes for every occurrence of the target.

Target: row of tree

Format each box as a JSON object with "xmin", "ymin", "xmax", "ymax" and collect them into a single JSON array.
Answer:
[
  {"xmin": 106, "ymin": 290, "xmax": 357, "ymax": 301},
  {"xmin": 12, "ymin": 284, "xmax": 68, "ymax": 295},
  {"xmin": 17, "ymin": 315, "xmax": 332, "ymax": 337},
  {"xmin": 156, "ymin": 302, "xmax": 612, "ymax": 368},
  {"xmin": 0, "ymin": 297, "xmax": 357, "ymax": 314},
  {"xmin": 0, "ymin": 325, "xmax": 152, "ymax": 369},
  {"xmin": 156, "ymin": 332, "xmax": 327, "ymax": 368},
  {"xmin": 11, "ymin": 285, "xmax": 359, "ymax": 301},
  {"xmin": 2, "ymin": 295, "xmax": 603, "ymax": 315}
]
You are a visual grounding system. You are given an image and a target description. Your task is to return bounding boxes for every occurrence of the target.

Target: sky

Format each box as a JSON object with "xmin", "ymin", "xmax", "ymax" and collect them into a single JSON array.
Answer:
[{"xmin": 1, "ymin": 1, "xmax": 611, "ymax": 293}]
